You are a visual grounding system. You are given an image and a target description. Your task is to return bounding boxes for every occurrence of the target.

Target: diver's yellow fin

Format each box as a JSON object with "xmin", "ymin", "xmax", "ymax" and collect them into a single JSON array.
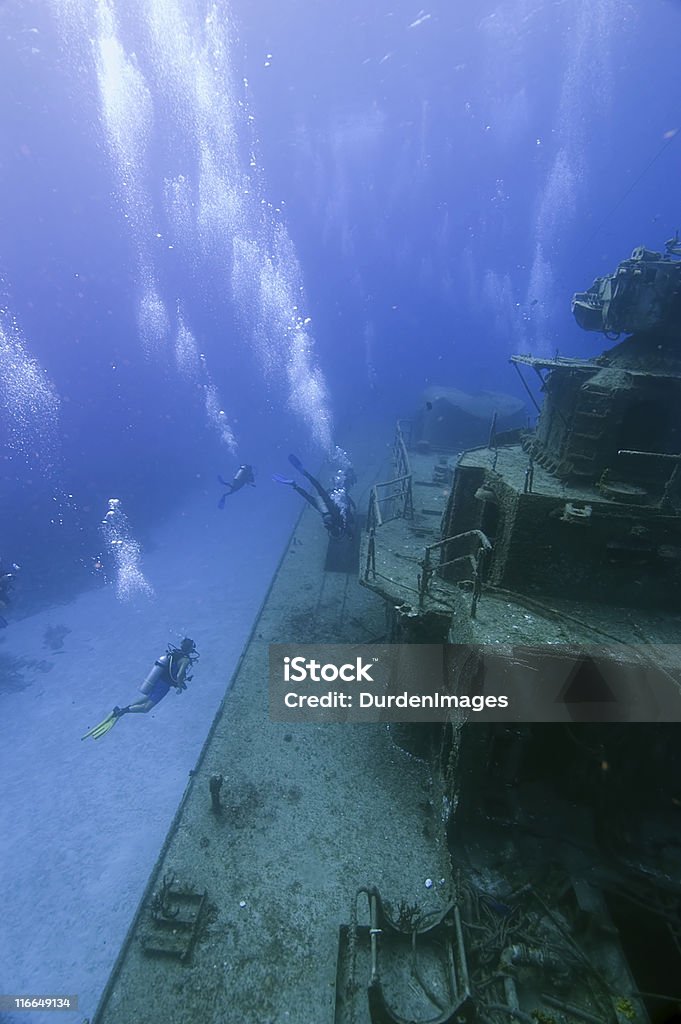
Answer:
[{"xmin": 81, "ymin": 711, "xmax": 120, "ymax": 741}]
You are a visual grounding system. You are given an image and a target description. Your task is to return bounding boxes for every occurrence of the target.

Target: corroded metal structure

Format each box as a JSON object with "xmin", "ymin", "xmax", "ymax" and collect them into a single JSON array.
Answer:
[
  {"xmin": 359, "ymin": 242, "xmax": 681, "ymax": 1024},
  {"xmin": 572, "ymin": 239, "xmax": 681, "ymax": 336}
]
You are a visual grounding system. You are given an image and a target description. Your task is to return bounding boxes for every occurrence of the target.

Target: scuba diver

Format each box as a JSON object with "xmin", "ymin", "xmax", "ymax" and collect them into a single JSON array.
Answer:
[
  {"xmin": 0, "ymin": 561, "xmax": 20, "ymax": 628},
  {"xmin": 82, "ymin": 637, "xmax": 199, "ymax": 740},
  {"xmin": 217, "ymin": 464, "xmax": 255, "ymax": 509},
  {"xmin": 274, "ymin": 454, "xmax": 356, "ymax": 539}
]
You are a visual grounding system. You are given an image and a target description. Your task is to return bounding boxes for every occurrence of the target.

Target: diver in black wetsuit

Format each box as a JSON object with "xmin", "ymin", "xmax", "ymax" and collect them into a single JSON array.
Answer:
[
  {"xmin": 217, "ymin": 465, "xmax": 256, "ymax": 508},
  {"xmin": 274, "ymin": 454, "xmax": 356, "ymax": 539}
]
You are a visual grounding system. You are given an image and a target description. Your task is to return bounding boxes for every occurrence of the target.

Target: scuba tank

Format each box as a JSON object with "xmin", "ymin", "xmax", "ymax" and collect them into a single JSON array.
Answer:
[
  {"xmin": 140, "ymin": 640, "xmax": 198, "ymax": 694},
  {"xmin": 140, "ymin": 656, "xmax": 167, "ymax": 695}
]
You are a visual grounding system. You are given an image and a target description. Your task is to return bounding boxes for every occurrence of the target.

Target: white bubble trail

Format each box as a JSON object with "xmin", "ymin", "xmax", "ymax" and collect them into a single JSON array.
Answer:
[
  {"xmin": 0, "ymin": 314, "xmax": 61, "ymax": 472},
  {"xmin": 100, "ymin": 497, "xmax": 154, "ymax": 601}
]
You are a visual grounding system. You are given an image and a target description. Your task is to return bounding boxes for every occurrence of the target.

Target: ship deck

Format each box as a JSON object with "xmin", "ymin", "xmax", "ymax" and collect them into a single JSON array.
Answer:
[
  {"xmin": 92, "ymin": 433, "xmax": 453, "ymax": 1024},
  {"xmin": 92, "ymin": 436, "xmax": 681, "ymax": 1023},
  {"xmin": 360, "ymin": 444, "xmax": 681, "ymax": 656}
]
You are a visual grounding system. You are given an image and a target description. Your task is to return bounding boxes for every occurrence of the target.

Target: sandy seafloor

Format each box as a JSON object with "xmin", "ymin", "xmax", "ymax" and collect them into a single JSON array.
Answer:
[{"xmin": 0, "ymin": 485, "xmax": 298, "ymax": 1024}]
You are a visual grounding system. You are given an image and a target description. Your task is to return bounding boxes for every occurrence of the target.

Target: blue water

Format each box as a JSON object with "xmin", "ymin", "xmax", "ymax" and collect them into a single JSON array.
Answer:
[
  {"xmin": 0, "ymin": 0, "xmax": 679, "ymax": 1020},
  {"xmin": 2, "ymin": 0, "xmax": 680, "ymax": 583}
]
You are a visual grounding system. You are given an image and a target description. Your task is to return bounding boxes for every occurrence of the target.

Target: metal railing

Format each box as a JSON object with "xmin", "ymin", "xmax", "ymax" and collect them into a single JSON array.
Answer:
[
  {"xmin": 365, "ymin": 421, "xmax": 415, "ymax": 535},
  {"xmin": 418, "ymin": 530, "xmax": 492, "ymax": 616},
  {"xmin": 364, "ymin": 423, "xmax": 490, "ymax": 618},
  {"xmin": 366, "ymin": 474, "xmax": 414, "ymax": 532}
]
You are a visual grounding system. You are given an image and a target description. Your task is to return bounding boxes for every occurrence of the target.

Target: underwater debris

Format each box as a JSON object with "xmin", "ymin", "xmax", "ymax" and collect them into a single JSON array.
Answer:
[
  {"xmin": 144, "ymin": 874, "xmax": 210, "ymax": 964},
  {"xmin": 209, "ymin": 773, "xmax": 223, "ymax": 815},
  {"xmin": 391, "ymin": 898, "xmax": 422, "ymax": 931},
  {"xmin": 150, "ymin": 873, "xmax": 180, "ymax": 922}
]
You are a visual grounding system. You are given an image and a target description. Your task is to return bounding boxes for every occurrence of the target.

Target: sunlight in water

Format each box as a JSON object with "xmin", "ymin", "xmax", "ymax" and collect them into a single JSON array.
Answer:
[
  {"xmin": 48, "ymin": 0, "xmax": 330, "ymax": 449},
  {"xmin": 50, "ymin": 0, "xmax": 334, "ymax": 449},
  {"xmin": 95, "ymin": 0, "xmax": 154, "ymax": 252},
  {"xmin": 525, "ymin": 0, "xmax": 617, "ymax": 352}
]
